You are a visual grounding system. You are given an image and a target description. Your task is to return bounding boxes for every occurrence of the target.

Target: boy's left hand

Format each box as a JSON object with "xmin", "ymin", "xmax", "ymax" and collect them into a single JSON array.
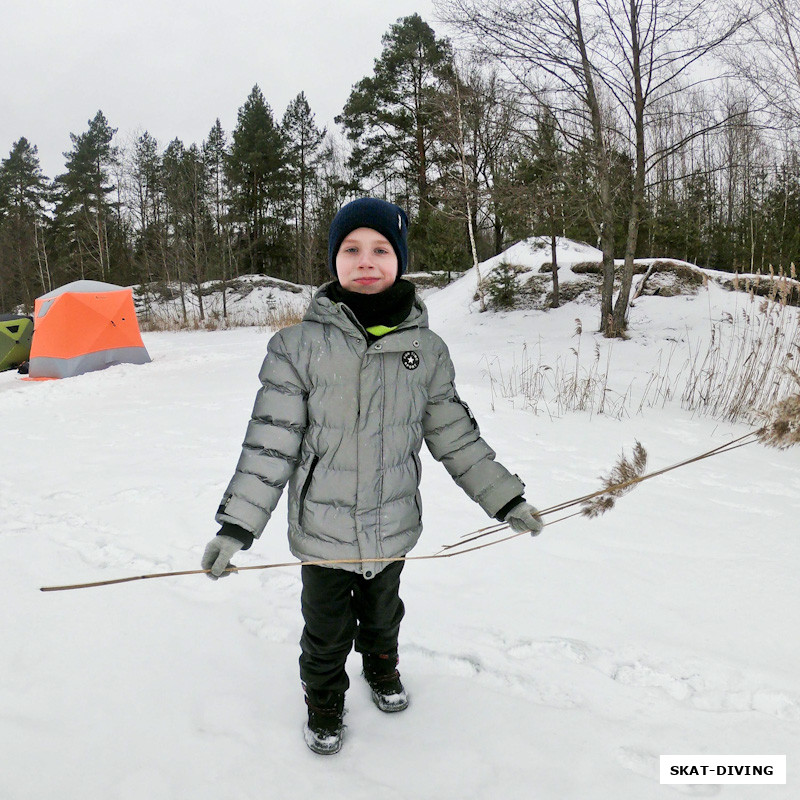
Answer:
[{"xmin": 504, "ymin": 502, "xmax": 544, "ymax": 536}]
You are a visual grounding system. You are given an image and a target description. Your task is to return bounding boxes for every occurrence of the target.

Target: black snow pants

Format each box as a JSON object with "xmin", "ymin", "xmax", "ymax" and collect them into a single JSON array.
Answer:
[{"xmin": 299, "ymin": 561, "xmax": 405, "ymax": 705}]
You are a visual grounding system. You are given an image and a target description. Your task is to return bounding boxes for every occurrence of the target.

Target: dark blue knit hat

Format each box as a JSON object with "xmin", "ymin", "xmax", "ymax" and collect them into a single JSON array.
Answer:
[{"xmin": 328, "ymin": 198, "xmax": 409, "ymax": 276}]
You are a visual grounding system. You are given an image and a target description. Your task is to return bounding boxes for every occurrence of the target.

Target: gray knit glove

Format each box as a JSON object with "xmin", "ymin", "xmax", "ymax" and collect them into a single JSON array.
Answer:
[
  {"xmin": 201, "ymin": 534, "xmax": 244, "ymax": 579},
  {"xmin": 504, "ymin": 502, "xmax": 544, "ymax": 536}
]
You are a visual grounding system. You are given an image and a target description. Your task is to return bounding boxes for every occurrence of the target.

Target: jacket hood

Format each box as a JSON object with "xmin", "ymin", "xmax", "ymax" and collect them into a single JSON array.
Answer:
[{"xmin": 303, "ymin": 280, "xmax": 429, "ymax": 336}]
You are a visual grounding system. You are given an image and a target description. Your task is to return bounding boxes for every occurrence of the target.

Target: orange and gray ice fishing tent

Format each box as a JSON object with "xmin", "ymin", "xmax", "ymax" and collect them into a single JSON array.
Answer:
[
  {"xmin": 29, "ymin": 280, "xmax": 151, "ymax": 379},
  {"xmin": 0, "ymin": 313, "xmax": 34, "ymax": 371}
]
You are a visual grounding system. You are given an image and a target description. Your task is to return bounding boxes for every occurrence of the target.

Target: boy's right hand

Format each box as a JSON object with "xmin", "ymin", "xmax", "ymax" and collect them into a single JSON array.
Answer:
[{"xmin": 201, "ymin": 534, "xmax": 244, "ymax": 579}]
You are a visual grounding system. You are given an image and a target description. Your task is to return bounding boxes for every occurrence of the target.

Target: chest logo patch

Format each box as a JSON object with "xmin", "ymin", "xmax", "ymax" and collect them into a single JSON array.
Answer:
[{"xmin": 402, "ymin": 351, "xmax": 420, "ymax": 370}]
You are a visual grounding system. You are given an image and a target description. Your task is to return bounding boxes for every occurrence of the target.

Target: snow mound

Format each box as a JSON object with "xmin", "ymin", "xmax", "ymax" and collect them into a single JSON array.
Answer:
[
  {"xmin": 426, "ymin": 236, "xmax": 605, "ymax": 321},
  {"xmin": 134, "ymin": 275, "xmax": 311, "ymax": 329},
  {"xmin": 480, "ymin": 236, "xmax": 603, "ymax": 274}
]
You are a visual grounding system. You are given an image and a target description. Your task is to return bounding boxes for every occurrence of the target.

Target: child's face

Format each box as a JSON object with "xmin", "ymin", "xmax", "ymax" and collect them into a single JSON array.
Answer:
[{"xmin": 336, "ymin": 228, "xmax": 398, "ymax": 294}]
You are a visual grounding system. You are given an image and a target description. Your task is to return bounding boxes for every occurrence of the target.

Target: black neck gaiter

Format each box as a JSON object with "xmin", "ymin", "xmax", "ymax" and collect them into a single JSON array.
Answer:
[{"xmin": 327, "ymin": 279, "xmax": 416, "ymax": 331}]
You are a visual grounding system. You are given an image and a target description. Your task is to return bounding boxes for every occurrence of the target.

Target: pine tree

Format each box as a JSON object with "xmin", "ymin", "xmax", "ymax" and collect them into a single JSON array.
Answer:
[
  {"xmin": 282, "ymin": 92, "xmax": 327, "ymax": 284},
  {"xmin": 513, "ymin": 110, "xmax": 569, "ymax": 306},
  {"xmin": 306, "ymin": 136, "xmax": 353, "ymax": 286},
  {"xmin": 162, "ymin": 139, "xmax": 214, "ymax": 322},
  {"xmin": 162, "ymin": 138, "xmax": 190, "ymax": 320},
  {"xmin": 53, "ymin": 110, "xmax": 119, "ymax": 282},
  {"xmin": 764, "ymin": 152, "xmax": 800, "ymax": 271},
  {"xmin": 203, "ymin": 119, "xmax": 233, "ymax": 315},
  {"xmin": 227, "ymin": 86, "xmax": 291, "ymax": 275},
  {"xmin": 203, "ymin": 120, "xmax": 229, "ymax": 256},
  {"xmin": 0, "ymin": 137, "xmax": 50, "ymax": 308},
  {"xmin": 337, "ymin": 14, "xmax": 454, "ymax": 268},
  {"xmin": 129, "ymin": 131, "xmax": 164, "ymax": 286},
  {"xmin": 181, "ymin": 143, "xmax": 213, "ymax": 320}
]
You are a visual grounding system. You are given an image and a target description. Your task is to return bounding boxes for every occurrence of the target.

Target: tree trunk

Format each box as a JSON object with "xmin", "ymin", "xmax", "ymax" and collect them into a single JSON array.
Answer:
[
  {"xmin": 612, "ymin": 0, "xmax": 647, "ymax": 337},
  {"xmin": 550, "ymin": 228, "xmax": 560, "ymax": 308}
]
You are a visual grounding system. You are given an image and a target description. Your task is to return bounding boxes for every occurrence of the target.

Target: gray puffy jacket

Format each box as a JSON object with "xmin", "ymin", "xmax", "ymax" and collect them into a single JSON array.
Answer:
[{"xmin": 216, "ymin": 283, "xmax": 525, "ymax": 576}]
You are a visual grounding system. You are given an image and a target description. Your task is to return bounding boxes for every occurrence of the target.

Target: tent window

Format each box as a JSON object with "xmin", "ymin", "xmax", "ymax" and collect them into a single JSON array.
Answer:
[
  {"xmin": 6, "ymin": 325, "xmax": 20, "ymax": 334},
  {"xmin": 37, "ymin": 299, "xmax": 54, "ymax": 318}
]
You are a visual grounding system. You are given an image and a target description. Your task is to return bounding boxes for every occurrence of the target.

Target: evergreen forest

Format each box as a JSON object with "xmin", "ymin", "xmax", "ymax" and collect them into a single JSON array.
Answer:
[{"xmin": 2, "ymin": 7, "xmax": 799, "ymax": 335}]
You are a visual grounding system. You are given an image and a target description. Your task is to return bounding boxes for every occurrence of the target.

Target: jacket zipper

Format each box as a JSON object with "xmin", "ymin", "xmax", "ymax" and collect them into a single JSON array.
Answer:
[
  {"xmin": 377, "ymin": 355, "xmax": 386, "ymax": 552},
  {"xmin": 298, "ymin": 455, "xmax": 319, "ymax": 528}
]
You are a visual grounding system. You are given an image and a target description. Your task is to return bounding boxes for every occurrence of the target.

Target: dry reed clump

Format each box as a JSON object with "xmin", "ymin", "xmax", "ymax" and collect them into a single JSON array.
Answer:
[
  {"xmin": 757, "ymin": 369, "xmax": 800, "ymax": 449},
  {"xmin": 254, "ymin": 301, "xmax": 305, "ymax": 330},
  {"xmin": 482, "ymin": 285, "xmax": 800, "ymax": 427},
  {"xmin": 758, "ymin": 394, "xmax": 800, "ymax": 449},
  {"xmin": 481, "ymin": 318, "xmax": 633, "ymax": 420},
  {"xmin": 581, "ymin": 441, "xmax": 648, "ymax": 517},
  {"xmin": 680, "ymin": 293, "xmax": 800, "ymax": 424}
]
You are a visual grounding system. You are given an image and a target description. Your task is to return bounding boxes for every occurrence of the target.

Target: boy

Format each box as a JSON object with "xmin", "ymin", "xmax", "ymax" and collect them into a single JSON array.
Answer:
[{"xmin": 202, "ymin": 198, "xmax": 543, "ymax": 755}]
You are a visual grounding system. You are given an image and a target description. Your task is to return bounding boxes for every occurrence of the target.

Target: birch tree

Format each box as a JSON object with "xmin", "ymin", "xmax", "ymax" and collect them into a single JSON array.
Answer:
[
  {"xmin": 440, "ymin": 0, "xmax": 621, "ymax": 332},
  {"xmin": 729, "ymin": 0, "xmax": 800, "ymax": 128}
]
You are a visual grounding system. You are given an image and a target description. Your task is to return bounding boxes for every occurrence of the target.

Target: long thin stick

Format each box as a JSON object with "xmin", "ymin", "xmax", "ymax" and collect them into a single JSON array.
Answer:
[
  {"xmin": 39, "ymin": 534, "xmax": 533, "ymax": 593},
  {"xmin": 39, "ymin": 430, "xmax": 763, "ymax": 593}
]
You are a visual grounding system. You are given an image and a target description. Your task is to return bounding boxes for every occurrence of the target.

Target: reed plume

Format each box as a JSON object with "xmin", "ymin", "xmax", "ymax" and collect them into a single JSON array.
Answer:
[
  {"xmin": 757, "ymin": 371, "xmax": 800, "ymax": 449},
  {"xmin": 581, "ymin": 441, "xmax": 648, "ymax": 517}
]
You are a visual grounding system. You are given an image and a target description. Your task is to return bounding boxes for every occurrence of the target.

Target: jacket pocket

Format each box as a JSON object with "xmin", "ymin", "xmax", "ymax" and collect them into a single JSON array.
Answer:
[{"xmin": 298, "ymin": 455, "xmax": 319, "ymax": 528}]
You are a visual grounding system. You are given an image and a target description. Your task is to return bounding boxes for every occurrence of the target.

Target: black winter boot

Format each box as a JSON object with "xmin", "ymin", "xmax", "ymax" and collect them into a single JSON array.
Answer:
[
  {"xmin": 362, "ymin": 653, "xmax": 409, "ymax": 713},
  {"xmin": 303, "ymin": 691, "xmax": 345, "ymax": 755}
]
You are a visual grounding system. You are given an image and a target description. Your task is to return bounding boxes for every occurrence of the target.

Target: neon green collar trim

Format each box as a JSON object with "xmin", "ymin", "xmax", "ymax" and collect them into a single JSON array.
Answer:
[{"xmin": 365, "ymin": 324, "xmax": 398, "ymax": 337}]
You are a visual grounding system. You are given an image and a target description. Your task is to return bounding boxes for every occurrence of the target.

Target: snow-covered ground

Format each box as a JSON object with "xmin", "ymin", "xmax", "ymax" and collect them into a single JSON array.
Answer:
[{"xmin": 2, "ymin": 242, "xmax": 798, "ymax": 799}]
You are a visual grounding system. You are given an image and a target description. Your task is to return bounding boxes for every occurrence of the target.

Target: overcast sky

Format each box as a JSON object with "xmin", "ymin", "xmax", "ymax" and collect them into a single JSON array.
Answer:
[{"xmin": 1, "ymin": 0, "xmax": 443, "ymax": 180}]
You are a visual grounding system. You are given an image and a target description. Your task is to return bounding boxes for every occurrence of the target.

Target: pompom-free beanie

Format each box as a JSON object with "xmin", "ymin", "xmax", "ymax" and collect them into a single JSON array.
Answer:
[{"xmin": 328, "ymin": 198, "xmax": 409, "ymax": 276}]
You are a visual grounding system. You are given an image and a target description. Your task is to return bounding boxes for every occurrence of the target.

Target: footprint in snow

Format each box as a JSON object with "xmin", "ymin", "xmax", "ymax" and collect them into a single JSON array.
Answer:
[
  {"xmin": 482, "ymin": 633, "xmax": 800, "ymax": 722},
  {"xmin": 401, "ymin": 642, "xmax": 580, "ymax": 709},
  {"xmin": 239, "ymin": 616, "xmax": 294, "ymax": 645}
]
